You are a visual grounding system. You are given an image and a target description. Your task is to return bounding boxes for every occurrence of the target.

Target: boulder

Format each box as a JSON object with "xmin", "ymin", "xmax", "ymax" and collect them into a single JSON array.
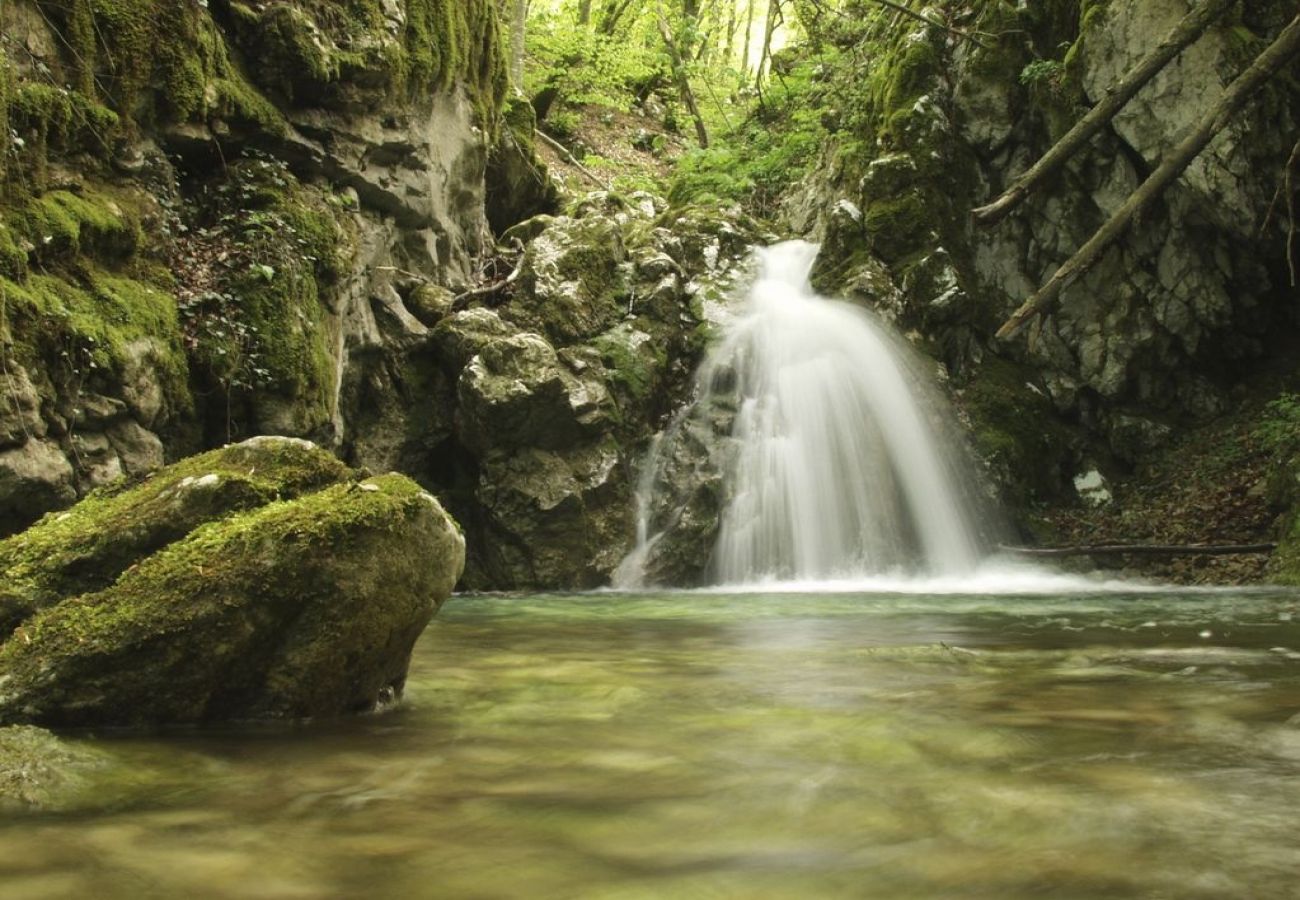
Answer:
[
  {"xmin": 0, "ymin": 440, "xmax": 464, "ymax": 726},
  {"xmin": 0, "ymin": 435, "xmax": 351, "ymax": 637}
]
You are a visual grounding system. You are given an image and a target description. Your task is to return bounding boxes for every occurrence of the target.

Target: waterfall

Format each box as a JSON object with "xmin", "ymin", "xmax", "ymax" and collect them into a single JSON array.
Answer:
[{"xmin": 617, "ymin": 240, "xmax": 992, "ymax": 588}]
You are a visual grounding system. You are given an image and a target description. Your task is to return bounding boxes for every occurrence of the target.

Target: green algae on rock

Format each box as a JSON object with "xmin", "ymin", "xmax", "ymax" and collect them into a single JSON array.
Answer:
[{"xmin": 0, "ymin": 439, "xmax": 464, "ymax": 726}]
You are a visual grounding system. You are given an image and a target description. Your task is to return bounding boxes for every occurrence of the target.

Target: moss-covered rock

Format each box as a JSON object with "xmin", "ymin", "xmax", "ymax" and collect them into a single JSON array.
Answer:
[
  {"xmin": 456, "ymin": 331, "xmax": 610, "ymax": 455},
  {"xmin": 224, "ymin": 0, "xmax": 506, "ymax": 121},
  {"xmin": 957, "ymin": 355, "xmax": 1079, "ymax": 512},
  {"xmin": 485, "ymin": 96, "xmax": 560, "ymax": 235},
  {"xmin": 0, "ymin": 435, "xmax": 350, "ymax": 637},
  {"xmin": 505, "ymin": 215, "xmax": 630, "ymax": 347},
  {"xmin": 0, "ymin": 725, "xmax": 114, "ymax": 811},
  {"xmin": 0, "ymin": 455, "xmax": 464, "ymax": 727}
]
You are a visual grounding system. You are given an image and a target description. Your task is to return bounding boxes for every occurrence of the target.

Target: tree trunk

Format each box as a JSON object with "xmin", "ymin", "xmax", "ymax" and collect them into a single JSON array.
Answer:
[
  {"xmin": 740, "ymin": 0, "xmax": 755, "ymax": 76},
  {"xmin": 656, "ymin": 8, "xmax": 710, "ymax": 148},
  {"xmin": 577, "ymin": 0, "xmax": 593, "ymax": 26},
  {"xmin": 996, "ymin": 13, "xmax": 1300, "ymax": 340},
  {"xmin": 973, "ymin": 0, "xmax": 1234, "ymax": 227},
  {"xmin": 598, "ymin": 0, "xmax": 637, "ymax": 35},
  {"xmin": 723, "ymin": 0, "xmax": 738, "ymax": 69},
  {"xmin": 756, "ymin": 0, "xmax": 780, "ymax": 91},
  {"xmin": 506, "ymin": 0, "xmax": 527, "ymax": 90}
]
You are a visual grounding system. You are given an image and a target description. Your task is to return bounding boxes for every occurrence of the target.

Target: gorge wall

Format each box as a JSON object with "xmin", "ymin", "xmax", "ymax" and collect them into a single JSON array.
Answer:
[
  {"xmin": 0, "ymin": 0, "xmax": 762, "ymax": 589},
  {"xmin": 3, "ymin": 0, "xmax": 1296, "ymax": 589},
  {"xmin": 786, "ymin": 0, "xmax": 1299, "ymax": 514}
]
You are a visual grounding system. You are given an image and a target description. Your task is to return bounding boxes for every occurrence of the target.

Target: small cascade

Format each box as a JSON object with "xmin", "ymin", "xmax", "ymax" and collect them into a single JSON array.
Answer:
[{"xmin": 617, "ymin": 240, "xmax": 993, "ymax": 587}]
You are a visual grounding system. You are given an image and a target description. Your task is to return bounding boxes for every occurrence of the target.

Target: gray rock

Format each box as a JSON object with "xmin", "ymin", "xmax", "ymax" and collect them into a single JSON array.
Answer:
[{"xmin": 0, "ymin": 440, "xmax": 76, "ymax": 536}]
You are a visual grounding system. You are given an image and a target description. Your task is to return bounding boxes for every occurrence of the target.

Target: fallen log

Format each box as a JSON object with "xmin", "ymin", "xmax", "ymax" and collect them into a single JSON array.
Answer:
[
  {"xmin": 996, "ymin": 12, "xmax": 1300, "ymax": 340},
  {"xmin": 534, "ymin": 129, "xmax": 610, "ymax": 190},
  {"xmin": 1000, "ymin": 543, "xmax": 1276, "ymax": 558},
  {"xmin": 972, "ymin": 0, "xmax": 1233, "ymax": 227}
]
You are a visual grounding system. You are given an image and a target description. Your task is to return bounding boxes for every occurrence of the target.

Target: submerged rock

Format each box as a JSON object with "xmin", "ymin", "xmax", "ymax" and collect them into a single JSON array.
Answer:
[
  {"xmin": 0, "ymin": 438, "xmax": 464, "ymax": 726},
  {"xmin": 0, "ymin": 725, "xmax": 113, "ymax": 811}
]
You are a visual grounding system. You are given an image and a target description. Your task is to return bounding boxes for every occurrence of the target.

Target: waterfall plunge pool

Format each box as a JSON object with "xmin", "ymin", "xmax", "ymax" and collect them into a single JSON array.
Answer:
[{"xmin": 4, "ymin": 587, "xmax": 1300, "ymax": 898}]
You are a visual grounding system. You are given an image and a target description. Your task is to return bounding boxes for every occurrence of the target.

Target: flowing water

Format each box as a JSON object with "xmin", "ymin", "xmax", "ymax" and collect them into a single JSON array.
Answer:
[
  {"xmin": 5, "ymin": 588, "xmax": 1300, "ymax": 898},
  {"xmin": 620, "ymin": 241, "xmax": 988, "ymax": 587}
]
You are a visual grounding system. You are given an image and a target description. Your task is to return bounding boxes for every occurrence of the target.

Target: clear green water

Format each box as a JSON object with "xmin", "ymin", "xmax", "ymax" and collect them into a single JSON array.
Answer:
[{"xmin": 4, "ymin": 589, "xmax": 1300, "ymax": 898}]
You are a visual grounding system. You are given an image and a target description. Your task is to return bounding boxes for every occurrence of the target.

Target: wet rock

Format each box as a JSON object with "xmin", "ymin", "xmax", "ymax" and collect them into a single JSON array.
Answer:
[
  {"xmin": 0, "ymin": 463, "xmax": 464, "ymax": 726},
  {"xmin": 457, "ymin": 331, "xmax": 610, "ymax": 454},
  {"xmin": 505, "ymin": 216, "xmax": 630, "ymax": 346},
  {"xmin": 0, "ymin": 726, "xmax": 112, "ymax": 811},
  {"xmin": 486, "ymin": 97, "xmax": 561, "ymax": 236},
  {"xmin": 0, "ymin": 436, "xmax": 350, "ymax": 639},
  {"xmin": 0, "ymin": 440, "xmax": 77, "ymax": 537},
  {"xmin": 473, "ymin": 442, "xmax": 630, "ymax": 589}
]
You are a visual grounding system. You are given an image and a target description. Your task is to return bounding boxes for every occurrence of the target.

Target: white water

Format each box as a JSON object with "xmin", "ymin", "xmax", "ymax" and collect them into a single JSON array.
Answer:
[{"xmin": 620, "ymin": 241, "xmax": 993, "ymax": 587}]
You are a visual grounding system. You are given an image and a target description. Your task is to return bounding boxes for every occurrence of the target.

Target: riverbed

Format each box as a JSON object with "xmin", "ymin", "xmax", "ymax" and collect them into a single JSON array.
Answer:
[{"xmin": 4, "ymin": 588, "xmax": 1300, "ymax": 897}]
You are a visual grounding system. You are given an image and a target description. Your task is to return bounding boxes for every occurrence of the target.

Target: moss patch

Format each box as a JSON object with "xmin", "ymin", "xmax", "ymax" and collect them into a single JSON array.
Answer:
[
  {"xmin": 0, "ymin": 436, "xmax": 350, "ymax": 636},
  {"xmin": 958, "ymin": 354, "xmax": 1077, "ymax": 511},
  {"xmin": 0, "ymin": 470, "xmax": 463, "ymax": 726},
  {"xmin": 180, "ymin": 155, "xmax": 353, "ymax": 439}
]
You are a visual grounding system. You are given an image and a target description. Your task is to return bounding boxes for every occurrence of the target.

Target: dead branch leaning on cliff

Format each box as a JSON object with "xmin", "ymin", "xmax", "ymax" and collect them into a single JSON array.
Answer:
[
  {"xmin": 534, "ymin": 129, "xmax": 611, "ymax": 191},
  {"xmin": 972, "ymin": 0, "xmax": 1234, "ymax": 228},
  {"xmin": 996, "ymin": 12, "xmax": 1300, "ymax": 341}
]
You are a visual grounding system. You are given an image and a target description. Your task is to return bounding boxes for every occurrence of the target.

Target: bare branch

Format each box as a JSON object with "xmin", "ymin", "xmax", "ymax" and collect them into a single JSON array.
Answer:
[
  {"xmin": 997, "ymin": 13, "xmax": 1300, "ymax": 341},
  {"xmin": 534, "ymin": 128, "xmax": 611, "ymax": 191},
  {"xmin": 973, "ymin": 0, "xmax": 1233, "ymax": 227}
]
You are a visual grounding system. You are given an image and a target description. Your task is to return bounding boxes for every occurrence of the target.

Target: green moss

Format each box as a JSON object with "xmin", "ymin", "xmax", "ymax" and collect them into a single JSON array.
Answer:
[
  {"xmin": 0, "ymin": 221, "xmax": 25, "ymax": 282},
  {"xmin": 0, "ymin": 437, "xmax": 351, "ymax": 635},
  {"xmin": 1, "ymin": 261, "xmax": 189, "ymax": 401},
  {"xmin": 404, "ymin": 0, "xmax": 507, "ymax": 122},
  {"xmin": 0, "ymin": 51, "xmax": 9, "ymax": 181},
  {"xmin": 7, "ymin": 83, "xmax": 119, "ymax": 171},
  {"xmin": 960, "ymin": 355, "xmax": 1075, "ymax": 509},
  {"xmin": 863, "ymin": 193, "xmax": 931, "ymax": 262},
  {"xmin": 0, "ymin": 470, "xmax": 454, "ymax": 726},
  {"xmin": 14, "ymin": 189, "xmax": 140, "ymax": 263},
  {"xmin": 592, "ymin": 324, "xmax": 663, "ymax": 406},
  {"xmin": 225, "ymin": 0, "xmax": 506, "ymax": 122},
  {"xmin": 183, "ymin": 158, "xmax": 352, "ymax": 436}
]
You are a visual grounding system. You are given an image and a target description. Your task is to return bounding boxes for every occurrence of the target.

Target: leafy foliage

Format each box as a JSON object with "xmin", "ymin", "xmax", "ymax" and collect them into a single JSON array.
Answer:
[
  {"xmin": 526, "ymin": 10, "xmax": 664, "ymax": 110},
  {"xmin": 1256, "ymin": 393, "xmax": 1300, "ymax": 458}
]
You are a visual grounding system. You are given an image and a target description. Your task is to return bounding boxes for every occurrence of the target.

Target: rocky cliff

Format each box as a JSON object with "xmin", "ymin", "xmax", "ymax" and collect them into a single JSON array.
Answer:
[
  {"xmin": 0, "ymin": 0, "xmax": 761, "ymax": 589},
  {"xmin": 0, "ymin": 0, "xmax": 505, "ymax": 519},
  {"xmin": 785, "ymin": 0, "xmax": 1299, "ymax": 517}
]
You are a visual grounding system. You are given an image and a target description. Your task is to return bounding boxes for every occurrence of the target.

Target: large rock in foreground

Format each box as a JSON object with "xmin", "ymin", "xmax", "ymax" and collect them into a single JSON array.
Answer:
[{"xmin": 0, "ymin": 439, "xmax": 464, "ymax": 727}]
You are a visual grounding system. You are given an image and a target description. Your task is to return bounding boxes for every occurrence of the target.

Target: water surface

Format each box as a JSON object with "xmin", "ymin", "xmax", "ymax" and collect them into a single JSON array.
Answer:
[{"xmin": 4, "ymin": 589, "xmax": 1300, "ymax": 898}]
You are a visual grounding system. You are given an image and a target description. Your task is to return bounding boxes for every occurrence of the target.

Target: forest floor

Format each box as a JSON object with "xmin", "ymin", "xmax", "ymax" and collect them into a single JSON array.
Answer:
[
  {"xmin": 1038, "ymin": 354, "xmax": 1300, "ymax": 585},
  {"xmin": 536, "ymin": 103, "xmax": 688, "ymax": 196},
  {"xmin": 1040, "ymin": 410, "xmax": 1279, "ymax": 585}
]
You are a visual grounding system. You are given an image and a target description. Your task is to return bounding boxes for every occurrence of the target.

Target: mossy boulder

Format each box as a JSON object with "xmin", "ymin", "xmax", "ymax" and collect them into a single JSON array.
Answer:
[
  {"xmin": 506, "ymin": 215, "xmax": 629, "ymax": 346},
  {"xmin": 0, "ymin": 438, "xmax": 464, "ymax": 726},
  {"xmin": 957, "ymin": 355, "xmax": 1079, "ymax": 513},
  {"xmin": 0, "ymin": 436, "xmax": 350, "ymax": 636},
  {"xmin": 456, "ymin": 331, "xmax": 610, "ymax": 454}
]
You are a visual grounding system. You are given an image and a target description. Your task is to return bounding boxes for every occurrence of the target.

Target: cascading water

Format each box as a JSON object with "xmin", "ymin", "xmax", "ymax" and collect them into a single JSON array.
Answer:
[{"xmin": 617, "ymin": 240, "xmax": 993, "ymax": 587}]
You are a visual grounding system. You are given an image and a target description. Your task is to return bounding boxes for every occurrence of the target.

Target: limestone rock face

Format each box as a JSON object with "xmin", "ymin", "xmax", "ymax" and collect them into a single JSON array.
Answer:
[
  {"xmin": 0, "ymin": 0, "xmax": 508, "ymax": 538},
  {"xmin": 791, "ymin": 0, "xmax": 1298, "ymax": 516},
  {"xmin": 0, "ymin": 438, "xmax": 463, "ymax": 726},
  {"xmin": 426, "ymin": 198, "xmax": 763, "ymax": 589}
]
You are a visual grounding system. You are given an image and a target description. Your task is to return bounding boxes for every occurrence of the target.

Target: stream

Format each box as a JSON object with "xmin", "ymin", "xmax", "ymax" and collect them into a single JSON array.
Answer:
[{"xmin": 4, "ymin": 588, "xmax": 1300, "ymax": 898}]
